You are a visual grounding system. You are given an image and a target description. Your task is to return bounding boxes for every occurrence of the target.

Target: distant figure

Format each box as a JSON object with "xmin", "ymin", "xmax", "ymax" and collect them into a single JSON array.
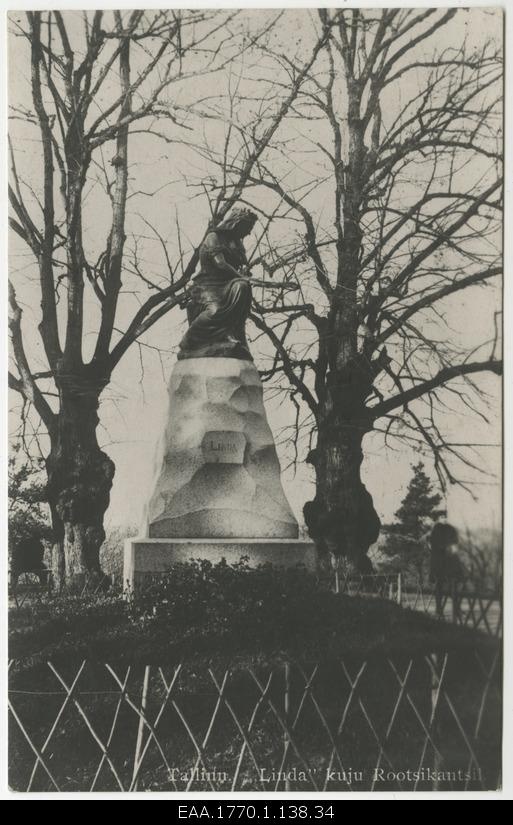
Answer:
[
  {"xmin": 10, "ymin": 537, "xmax": 49, "ymax": 590},
  {"xmin": 428, "ymin": 522, "xmax": 462, "ymax": 617}
]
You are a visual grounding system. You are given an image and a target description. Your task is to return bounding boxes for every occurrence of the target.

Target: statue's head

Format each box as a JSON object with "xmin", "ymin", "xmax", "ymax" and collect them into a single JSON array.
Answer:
[{"xmin": 215, "ymin": 207, "xmax": 258, "ymax": 238}]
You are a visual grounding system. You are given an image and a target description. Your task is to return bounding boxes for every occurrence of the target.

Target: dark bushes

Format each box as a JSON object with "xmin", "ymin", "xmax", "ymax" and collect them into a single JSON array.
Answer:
[{"xmin": 9, "ymin": 559, "xmax": 496, "ymax": 673}]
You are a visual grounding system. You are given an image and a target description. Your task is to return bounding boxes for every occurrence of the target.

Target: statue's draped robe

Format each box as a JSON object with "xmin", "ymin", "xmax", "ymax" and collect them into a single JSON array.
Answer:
[{"xmin": 179, "ymin": 231, "xmax": 253, "ymax": 360}]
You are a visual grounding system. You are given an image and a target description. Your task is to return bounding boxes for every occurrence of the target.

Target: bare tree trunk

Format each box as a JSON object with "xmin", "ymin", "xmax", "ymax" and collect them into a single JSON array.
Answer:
[
  {"xmin": 304, "ymin": 370, "xmax": 381, "ymax": 573},
  {"xmin": 46, "ymin": 376, "xmax": 114, "ymax": 590},
  {"xmin": 48, "ymin": 501, "xmax": 65, "ymax": 590}
]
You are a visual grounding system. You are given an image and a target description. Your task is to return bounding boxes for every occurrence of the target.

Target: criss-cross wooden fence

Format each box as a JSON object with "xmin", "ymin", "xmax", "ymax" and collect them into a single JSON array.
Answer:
[
  {"xmin": 333, "ymin": 572, "xmax": 402, "ymax": 603},
  {"xmin": 334, "ymin": 574, "xmax": 502, "ymax": 637},
  {"xmin": 401, "ymin": 582, "xmax": 502, "ymax": 637},
  {"xmin": 9, "ymin": 652, "xmax": 501, "ymax": 792},
  {"xmin": 9, "ymin": 571, "xmax": 106, "ymax": 609}
]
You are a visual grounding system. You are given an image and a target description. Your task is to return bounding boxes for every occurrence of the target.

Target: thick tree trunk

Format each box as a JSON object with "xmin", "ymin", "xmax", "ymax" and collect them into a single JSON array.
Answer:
[
  {"xmin": 48, "ymin": 500, "xmax": 65, "ymax": 590},
  {"xmin": 46, "ymin": 377, "xmax": 114, "ymax": 590},
  {"xmin": 304, "ymin": 74, "xmax": 381, "ymax": 573},
  {"xmin": 304, "ymin": 367, "xmax": 381, "ymax": 573}
]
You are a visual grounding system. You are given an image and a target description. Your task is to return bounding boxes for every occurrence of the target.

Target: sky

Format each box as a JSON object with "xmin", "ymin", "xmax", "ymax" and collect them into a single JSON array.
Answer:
[{"xmin": 7, "ymin": 7, "xmax": 503, "ymax": 537}]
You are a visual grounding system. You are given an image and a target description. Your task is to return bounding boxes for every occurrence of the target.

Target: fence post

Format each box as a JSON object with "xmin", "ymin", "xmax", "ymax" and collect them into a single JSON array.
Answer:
[
  {"xmin": 435, "ymin": 577, "xmax": 443, "ymax": 619},
  {"xmin": 451, "ymin": 580, "xmax": 459, "ymax": 624},
  {"xmin": 284, "ymin": 662, "xmax": 291, "ymax": 792},
  {"xmin": 396, "ymin": 573, "xmax": 402, "ymax": 606},
  {"xmin": 431, "ymin": 653, "xmax": 442, "ymax": 791},
  {"xmin": 132, "ymin": 665, "xmax": 150, "ymax": 791}
]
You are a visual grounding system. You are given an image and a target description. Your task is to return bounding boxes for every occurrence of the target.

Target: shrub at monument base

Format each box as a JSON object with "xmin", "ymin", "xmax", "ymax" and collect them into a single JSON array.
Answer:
[{"xmin": 10, "ymin": 559, "xmax": 496, "ymax": 672}]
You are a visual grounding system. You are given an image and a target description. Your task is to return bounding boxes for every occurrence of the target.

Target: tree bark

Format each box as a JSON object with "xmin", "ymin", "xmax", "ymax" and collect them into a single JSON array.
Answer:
[
  {"xmin": 45, "ymin": 373, "xmax": 114, "ymax": 590},
  {"xmin": 48, "ymin": 500, "xmax": 65, "ymax": 591},
  {"xmin": 303, "ymin": 70, "xmax": 380, "ymax": 572},
  {"xmin": 304, "ymin": 362, "xmax": 381, "ymax": 574}
]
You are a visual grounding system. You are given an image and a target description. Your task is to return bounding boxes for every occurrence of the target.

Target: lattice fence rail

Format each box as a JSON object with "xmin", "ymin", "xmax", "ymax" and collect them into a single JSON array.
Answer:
[
  {"xmin": 332, "ymin": 573, "xmax": 502, "ymax": 637},
  {"xmin": 9, "ymin": 651, "xmax": 501, "ymax": 793}
]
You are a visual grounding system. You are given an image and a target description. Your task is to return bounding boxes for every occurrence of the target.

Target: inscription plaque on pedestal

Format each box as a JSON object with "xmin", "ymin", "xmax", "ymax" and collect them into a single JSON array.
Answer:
[{"xmin": 202, "ymin": 431, "xmax": 246, "ymax": 464}]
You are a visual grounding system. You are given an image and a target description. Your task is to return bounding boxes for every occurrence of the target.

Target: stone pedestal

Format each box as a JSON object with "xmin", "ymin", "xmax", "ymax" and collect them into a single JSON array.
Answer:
[
  {"xmin": 124, "ymin": 538, "xmax": 317, "ymax": 590},
  {"xmin": 124, "ymin": 357, "xmax": 316, "ymax": 588},
  {"xmin": 146, "ymin": 358, "xmax": 299, "ymax": 539}
]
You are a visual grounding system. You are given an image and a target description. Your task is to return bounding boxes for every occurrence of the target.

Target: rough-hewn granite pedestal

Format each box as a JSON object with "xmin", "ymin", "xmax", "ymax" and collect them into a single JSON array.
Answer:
[{"xmin": 124, "ymin": 357, "xmax": 316, "ymax": 589}]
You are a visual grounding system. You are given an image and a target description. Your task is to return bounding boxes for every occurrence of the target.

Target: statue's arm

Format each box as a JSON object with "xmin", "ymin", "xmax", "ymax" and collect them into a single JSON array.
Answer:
[
  {"xmin": 202, "ymin": 233, "xmax": 242, "ymax": 279},
  {"xmin": 212, "ymin": 251, "xmax": 241, "ymax": 280}
]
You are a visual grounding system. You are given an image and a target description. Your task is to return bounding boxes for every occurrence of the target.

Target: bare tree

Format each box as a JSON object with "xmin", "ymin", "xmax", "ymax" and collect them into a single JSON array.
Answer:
[
  {"xmin": 216, "ymin": 9, "xmax": 502, "ymax": 570},
  {"xmin": 8, "ymin": 9, "xmax": 327, "ymax": 587}
]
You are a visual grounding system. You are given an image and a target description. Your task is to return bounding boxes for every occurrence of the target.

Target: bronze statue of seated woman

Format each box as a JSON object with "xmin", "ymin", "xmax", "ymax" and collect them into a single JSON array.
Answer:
[{"xmin": 178, "ymin": 207, "xmax": 297, "ymax": 361}]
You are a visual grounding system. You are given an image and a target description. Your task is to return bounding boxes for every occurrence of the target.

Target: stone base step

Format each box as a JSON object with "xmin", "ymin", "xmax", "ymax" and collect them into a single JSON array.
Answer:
[{"xmin": 124, "ymin": 538, "xmax": 318, "ymax": 590}]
